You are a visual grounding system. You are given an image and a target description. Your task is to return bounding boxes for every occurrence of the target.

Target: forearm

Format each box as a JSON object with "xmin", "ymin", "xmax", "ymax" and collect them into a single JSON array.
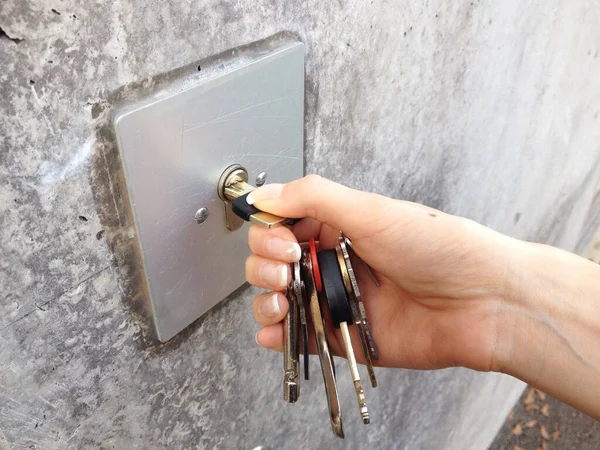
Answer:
[{"xmin": 498, "ymin": 241, "xmax": 600, "ymax": 419}]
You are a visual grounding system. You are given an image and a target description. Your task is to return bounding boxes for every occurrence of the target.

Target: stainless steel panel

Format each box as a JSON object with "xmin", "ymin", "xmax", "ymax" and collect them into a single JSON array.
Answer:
[{"xmin": 113, "ymin": 40, "xmax": 305, "ymax": 341}]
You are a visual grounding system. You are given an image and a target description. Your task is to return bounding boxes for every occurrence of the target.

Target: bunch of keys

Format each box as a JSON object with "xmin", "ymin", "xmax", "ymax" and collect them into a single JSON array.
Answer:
[
  {"xmin": 284, "ymin": 233, "xmax": 379, "ymax": 438},
  {"xmin": 217, "ymin": 169, "xmax": 380, "ymax": 437}
]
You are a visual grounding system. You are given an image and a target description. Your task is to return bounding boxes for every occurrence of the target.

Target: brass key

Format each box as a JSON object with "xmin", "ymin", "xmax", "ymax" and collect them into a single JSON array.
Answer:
[{"xmin": 217, "ymin": 164, "xmax": 289, "ymax": 230}]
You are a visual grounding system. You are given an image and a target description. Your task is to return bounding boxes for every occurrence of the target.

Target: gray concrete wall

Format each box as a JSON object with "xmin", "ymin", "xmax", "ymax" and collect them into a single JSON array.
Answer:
[{"xmin": 1, "ymin": 1, "xmax": 599, "ymax": 449}]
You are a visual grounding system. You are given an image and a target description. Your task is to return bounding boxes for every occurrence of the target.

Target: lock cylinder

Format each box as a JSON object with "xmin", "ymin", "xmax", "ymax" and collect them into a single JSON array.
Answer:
[{"xmin": 217, "ymin": 164, "xmax": 292, "ymax": 230}]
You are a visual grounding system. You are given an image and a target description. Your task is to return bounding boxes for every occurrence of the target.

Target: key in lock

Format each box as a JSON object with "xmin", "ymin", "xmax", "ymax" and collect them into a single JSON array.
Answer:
[
  {"xmin": 217, "ymin": 165, "xmax": 380, "ymax": 437},
  {"xmin": 217, "ymin": 164, "xmax": 293, "ymax": 231}
]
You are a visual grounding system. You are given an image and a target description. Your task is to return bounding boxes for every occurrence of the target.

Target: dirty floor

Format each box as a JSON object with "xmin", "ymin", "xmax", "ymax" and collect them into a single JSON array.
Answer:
[{"xmin": 489, "ymin": 387, "xmax": 600, "ymax": 450}]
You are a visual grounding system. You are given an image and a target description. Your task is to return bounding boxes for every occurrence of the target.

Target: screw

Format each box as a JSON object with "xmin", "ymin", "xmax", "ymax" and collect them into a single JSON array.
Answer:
[
  {"xmin": 255, "ymin": 171, "xmax": 267, "ymax": 187},
  {"xmin": 194, "ymin": 207, "xmax": 209, "ymax": 224}
]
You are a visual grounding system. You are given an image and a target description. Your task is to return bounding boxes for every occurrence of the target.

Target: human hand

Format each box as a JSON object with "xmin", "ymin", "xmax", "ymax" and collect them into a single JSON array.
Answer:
[{"xmin": 245, "ymin": 175, "xmax": 520, "ymax": 372}]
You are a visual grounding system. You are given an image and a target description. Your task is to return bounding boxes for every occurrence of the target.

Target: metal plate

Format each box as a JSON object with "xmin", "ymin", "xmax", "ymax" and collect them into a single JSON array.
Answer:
[{"xmin": 113, "ymin": 40, "xmax": 304, "ymax": 342}]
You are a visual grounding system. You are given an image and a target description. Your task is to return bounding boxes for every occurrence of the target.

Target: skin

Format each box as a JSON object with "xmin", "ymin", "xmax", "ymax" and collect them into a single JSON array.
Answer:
[{"xmin": 245, "ymin": 175, "xmax": 600, "ymax": 420}]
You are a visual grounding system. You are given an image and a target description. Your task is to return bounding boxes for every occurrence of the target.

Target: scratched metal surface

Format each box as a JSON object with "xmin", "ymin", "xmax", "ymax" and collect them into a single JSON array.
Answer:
[
  {"xmin": 1, "ymin": 1, "xmax": 600, "ymax": 449},
  {"xmin": 113, "ymin": 39, "xmax": 304, "ymax": 342}
]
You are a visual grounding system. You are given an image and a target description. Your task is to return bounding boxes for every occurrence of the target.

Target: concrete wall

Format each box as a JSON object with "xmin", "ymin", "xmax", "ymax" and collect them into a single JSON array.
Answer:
[{"xmin": 1, "ymin": 0, "xmax": 599, "ymax": 448}]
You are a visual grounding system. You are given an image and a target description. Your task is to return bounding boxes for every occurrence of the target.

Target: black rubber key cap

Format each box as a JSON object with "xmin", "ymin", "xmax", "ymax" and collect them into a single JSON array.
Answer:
[
  {"xmin": 317, "ymin": 249, "xmax": 352, "ymax": 328},
  {"xmin": 231, "ymin": 193, "xmax": 259, "ymax": 221}
]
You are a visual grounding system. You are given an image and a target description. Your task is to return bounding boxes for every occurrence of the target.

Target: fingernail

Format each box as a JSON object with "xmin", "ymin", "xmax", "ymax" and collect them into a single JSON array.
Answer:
[
  {"xmin": 259, "ymin": 293, "xmax": 282, "ymax": 318},
  {"xmin": 255, "ymin": 331, "xmax": 261, "ymax": 346},
  {"xmin": 258, "ymin": 262, "xmax": 289, "ymax": 288},
  {"xmin": 247, "ymin": 183, "xmax": 284, "ymax": 205},
  {"xmin": 266, "ymin": 237, "xmax": 301, "ymax": 262}
]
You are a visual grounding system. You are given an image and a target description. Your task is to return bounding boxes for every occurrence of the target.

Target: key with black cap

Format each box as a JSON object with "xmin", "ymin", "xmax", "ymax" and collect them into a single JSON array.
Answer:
[
  {"xmin": 225, "ymin": 182, "xmax": 289, "ymax": 228},
  {"xmin": 317, "ymin": 248, "xmax": 370, "ymax": 425}
]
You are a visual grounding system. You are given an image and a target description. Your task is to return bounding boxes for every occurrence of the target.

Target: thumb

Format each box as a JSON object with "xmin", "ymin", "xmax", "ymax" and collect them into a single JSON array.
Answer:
[{"xmin": 246, "ymin": 175, "xmax": 392, "ymax": 237}]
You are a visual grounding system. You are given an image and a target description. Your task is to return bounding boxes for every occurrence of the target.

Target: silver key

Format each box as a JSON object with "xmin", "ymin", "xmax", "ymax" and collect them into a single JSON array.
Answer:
[
  {"xmin": 283, "ymin": 277, "xmax": 300, "ymax": 403},
  {"xmin": 293, "ymin": 261, "xmax": 309, "ymax": 380},
  {"xmin": 302, "ymin": 250, "xmax": 344, "ymax": 438},
  {"xmin": 339, "ymin": 234, "xmax": 379, "ymax": 363}
]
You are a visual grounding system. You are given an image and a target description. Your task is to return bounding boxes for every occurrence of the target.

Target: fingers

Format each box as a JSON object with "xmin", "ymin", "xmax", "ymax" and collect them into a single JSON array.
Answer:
[
  {"xmin": 248, "ymin": 222, "xmax": 342, "ymax": 267},
  {"xmin": 254, "ymin": 313, "xmax": 344, "ymax": 360},
  {"xmin": 245, "ymin": 254, "xmax": 291, "ymax": 290},
  {"xmin": 291, "ymin": 219, "xmax": 341, "ymax": 249},
  {"xmin": 246, "ymin": 175, "xmax": 393, "ymax": 238},
  {"xmin": 252, "ymin": 291, "xmax": 289, "ymax": 326},
  {"xmin": 290, "ymin": 218, "xmax": 322, "ymax": 242},
  {"xmin": 256, "ymin": 323, "xmax": 284, "ymax": 352},
  {"xmin": 248, "ymin": 225, "xmax": 301, "ymax": 263}
]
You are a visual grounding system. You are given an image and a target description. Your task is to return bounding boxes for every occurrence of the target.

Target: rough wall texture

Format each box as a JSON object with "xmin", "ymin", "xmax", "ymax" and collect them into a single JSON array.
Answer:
[{"xmin": 1, "ymin": 0, "xmax": 600, "ymax": 449}]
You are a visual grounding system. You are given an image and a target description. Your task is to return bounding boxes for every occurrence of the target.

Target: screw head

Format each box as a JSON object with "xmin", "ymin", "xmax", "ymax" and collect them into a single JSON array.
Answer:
[
  {"xmin": 194, "ymin": 207, "xmax": 209, "ymax": 224},
  {"xmin": 255, "ymin": 171, "xmax": 267, "ymax": 187}
]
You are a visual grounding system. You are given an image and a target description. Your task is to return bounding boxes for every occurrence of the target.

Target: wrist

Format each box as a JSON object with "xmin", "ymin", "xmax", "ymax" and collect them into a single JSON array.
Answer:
[
  {"xmin": 493, "ymin": 240, "xmax": 600, "ymax": 416},
  {"xmin": 492, "ymin": 241, "xmax": 573, "ymax": 374}
]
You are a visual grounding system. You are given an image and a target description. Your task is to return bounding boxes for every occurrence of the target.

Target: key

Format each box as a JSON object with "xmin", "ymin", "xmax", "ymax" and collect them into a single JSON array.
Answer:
[
  {"xmin": 317, "ymin": 249, "xmax": 370, "ymax": 425},
  {"xmin": 230, "ymin": 190, "xmax": 300, "ymax": 227},
  {"xmin": 227, "ymin": 184, "xmax": 288, "ymax": 228},
  {"xmin": 273, "ymin": 236, "xmax": 379, "ymax": 436},
  {"xmin": 343, "ymin": 235, "xmax": 380, "ymax": 288},
  {"xmin": 335, "ymin": 242, "xmax": 377, "ymax": 388},
  {"xmin": 338, "ymin": 234, "xmax": 379, "ymax": 378},
  {"xmin": 283, "ymin": 277, "xmax": 300, "ymax": 403},
  {"xmin": 218, "ymin": 164, "xmax": 297, "ymax": 229},
  {"xmin": 292, "ymin": 261, "xmax": 310, "ymax": 380},
  {"xmin": 301, "ymin": 250, "xmax": 344, "ymax": 438}
]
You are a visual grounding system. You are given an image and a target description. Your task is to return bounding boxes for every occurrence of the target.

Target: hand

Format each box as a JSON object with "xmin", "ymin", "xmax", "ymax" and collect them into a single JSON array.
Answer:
[
  {"xmin": 245, "ymin": 175, "xmax": 600, "ymax": 420},
  {"xmin": 245, "ymin": 175, "xmax": 520, "ymax": 372}
]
